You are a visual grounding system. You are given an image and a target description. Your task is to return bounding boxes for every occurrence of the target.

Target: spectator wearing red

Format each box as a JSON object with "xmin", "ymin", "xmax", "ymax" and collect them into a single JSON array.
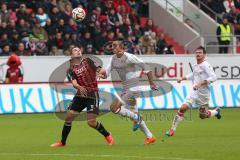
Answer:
[
  {"xmin": 5, "ymin": 54, "xmax": 23, "ymax": 84},
  {"xmin": 114, "ymin": 0, "xmax": 131, "ymax": 13},
  {"xmin": 234, "ymin": 0, "xmax": 240, "ymax": 13},
  {"xmin": 223, "ymin": 0, "xmax": 235, "ymax": 13},
  {"xmin": 54, "ymin": 32, "xmax": 63, "ymax": 49},
  {"xmin": 9, "ymin": 8, "xmax": 17, "ymax": 22}
]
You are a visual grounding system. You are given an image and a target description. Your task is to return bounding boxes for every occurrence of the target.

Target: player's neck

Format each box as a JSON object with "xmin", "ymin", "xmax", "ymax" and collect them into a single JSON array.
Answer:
[
  {"xmin": 116, "ymin": 51, "xmax": 124, "ymax": 58},
  {"xmin": 197, "ymin": 58, "xmax": 205, "ymax": 64}
]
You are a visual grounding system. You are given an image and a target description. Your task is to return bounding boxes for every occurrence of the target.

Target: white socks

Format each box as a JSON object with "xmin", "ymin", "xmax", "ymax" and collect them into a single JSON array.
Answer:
[
  {"xmin": 208, "ymin": 109, "xmax": 218, "ymax": 117},
  {"xmin": 115, "ymin": 106, "xmax": 153, "ymax": 138},
  {"xmin": 115, "ymin": 106, "xmax": 138, "ymax": 121},
  {"xmin": 171, "ymin": 114, "xmax": 184, "ymax": 131},
  {"xmin": 140, "ymin": 120, "xmax": 153, "ymax": 138}
]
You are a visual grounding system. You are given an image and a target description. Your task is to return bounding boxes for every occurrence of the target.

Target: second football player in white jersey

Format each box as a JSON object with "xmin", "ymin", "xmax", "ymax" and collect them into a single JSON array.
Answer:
[
  {"xmin": 166, "ymin": 46, "xmax": 222, "ymax": 137},
  {"xmin": 99, "ymin": 41, "xmax": 157, "ymax": 145}
]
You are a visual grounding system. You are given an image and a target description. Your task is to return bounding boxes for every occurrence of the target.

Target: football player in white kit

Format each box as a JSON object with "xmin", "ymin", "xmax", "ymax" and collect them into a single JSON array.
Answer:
[
  {"xmin": 166, "ymin": 46, "xmax": 221, "ymax": 137},
  {"xmin": 99, "ymin": 41, "xmax": 157, "ymax": 145}
]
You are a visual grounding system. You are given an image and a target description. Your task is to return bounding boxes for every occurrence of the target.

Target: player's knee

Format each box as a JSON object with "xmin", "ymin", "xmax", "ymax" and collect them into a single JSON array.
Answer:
[
  {"xmin": 179, "ymin": 104, "xmax": 188, "ymax": 113},
  {"xmin": 110, "ymin": 104, "xmax": 117, "ymax": 113},
  {"xmin": 87, "ymin": 119, "xmax": 97, "ymax": 128},
  {"xmin": 65, "ymin": 115, "xmax": 75, "ymax": 122},
  {"xmin": 64, "ymin": 121, "xmax": 72, "ymax": 126}
]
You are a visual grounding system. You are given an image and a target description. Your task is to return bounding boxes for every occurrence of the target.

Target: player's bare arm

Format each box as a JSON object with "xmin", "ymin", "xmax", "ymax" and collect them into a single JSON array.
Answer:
[
  {"xmin": 97, "ymin": 68, "xmax": 107, "ymax": 79},
  {"xmin": 177, "ymin": 77, "xmax": 187, "ymax": 83},
  {"xmin": 146, "ymin": 71, "xmax": 158, "ymax": 90},
  {"xmin": 71, "ymin": 79, "xmax": 87, "ymax": 96}
]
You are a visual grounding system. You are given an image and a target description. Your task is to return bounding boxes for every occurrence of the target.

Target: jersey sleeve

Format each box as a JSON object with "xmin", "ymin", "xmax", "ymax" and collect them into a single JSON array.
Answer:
[
  {"xmin": 126, "ymin": 53, "xmax": 150, "ymax": 73},
  {"xmin": 203, "ymin": 62, "xmax": 217, "ymax": 83},
  {"xmin": 105, "ymin": 56, "xmax": 113, "ymax": 77},
  {"xmin": 185, "ymin": 72, "xmax": 194, "ymax": 80},
  {"xmin": 67, "ymin": 68, "xmax": 77, "ymax": 81}
]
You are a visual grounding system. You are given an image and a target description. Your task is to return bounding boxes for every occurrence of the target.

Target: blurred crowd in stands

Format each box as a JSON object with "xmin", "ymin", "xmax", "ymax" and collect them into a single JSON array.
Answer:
[
  {"xmin": 191, "ymin": 0, "xmax": 240, "ymax": 40},
  {"xmin": 191, "ymin": 0, "xmax": 240, "ymax": 53},
  {"xmin": 0, "ymin": 0, "xmax": 174, "ymax": 56}
]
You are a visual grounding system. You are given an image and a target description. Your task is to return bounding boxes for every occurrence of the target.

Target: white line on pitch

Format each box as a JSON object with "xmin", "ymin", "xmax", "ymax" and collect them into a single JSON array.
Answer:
[{"xmin": 0, "ymin": 153, "xmax": 202, "ymax": 160}]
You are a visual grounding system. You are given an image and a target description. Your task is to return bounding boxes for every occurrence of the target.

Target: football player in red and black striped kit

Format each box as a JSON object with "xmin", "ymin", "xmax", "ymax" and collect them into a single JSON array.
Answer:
[{"xmin": 51, "ymin": 47, "xmax": 114, "ymax": 147}]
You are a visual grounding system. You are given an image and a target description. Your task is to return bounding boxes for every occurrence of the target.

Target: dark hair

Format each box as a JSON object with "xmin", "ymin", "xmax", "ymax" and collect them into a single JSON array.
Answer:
[
  {"xmin": 195, "ymin": 46, "xmax": 206, "ymax": 54},
  {"xmin": 70, "ymin": 46, "xmax": 77, "ymax": 53}
]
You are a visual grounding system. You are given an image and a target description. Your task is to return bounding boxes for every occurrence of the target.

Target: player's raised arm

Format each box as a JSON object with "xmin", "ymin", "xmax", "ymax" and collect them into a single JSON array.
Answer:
[
  {"xmin": 98, "ymin": 56, "xmax": 113, "ymax": 79},
  {"xmin": 67, "ymin": 68, "xmax": 87, "ymax": 96}
]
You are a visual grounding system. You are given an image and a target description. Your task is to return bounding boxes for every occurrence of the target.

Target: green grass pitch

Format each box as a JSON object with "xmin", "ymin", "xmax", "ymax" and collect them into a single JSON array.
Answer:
[{"xmin": 0, "ymin": 108, "xmax": 239, "ymax": 160}]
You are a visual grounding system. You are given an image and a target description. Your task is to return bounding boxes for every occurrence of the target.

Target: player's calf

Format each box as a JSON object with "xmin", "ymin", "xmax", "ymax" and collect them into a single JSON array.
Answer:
[
  {"xmin": 166, "ymin": 103, "xmax": 189, "ymax": 136},
  {"xmin": 93, "ymin": 121, "xmax": 115, "ymax": 145},
  {"xmin": 87, "ymin": 118, "xmax": 97, "ymax": 128},
  {"xmin": 111, "ymin": 100, "xmax": 139, "ymax": 121},
  {"xmin": 110, "ymin": 100, "xmax": 121, "ymax": 113}
]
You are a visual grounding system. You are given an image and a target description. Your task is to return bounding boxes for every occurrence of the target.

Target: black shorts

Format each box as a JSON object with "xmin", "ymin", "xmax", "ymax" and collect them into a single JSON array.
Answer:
[{"xmin": 68, "ymin": 92, "xmax": 99, "ymax": 114}]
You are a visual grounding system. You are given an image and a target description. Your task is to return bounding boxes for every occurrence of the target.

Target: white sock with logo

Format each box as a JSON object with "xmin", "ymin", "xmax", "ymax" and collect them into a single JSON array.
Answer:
[
  {"xmin": 115, "ymin": 106, "xmax": 138, "ymax": 121},
  {"xmin": 140, "ymin": 120, "xmax": 153, "ymax": 138},
  {"xmin": 171, "ymin": 112, "xmax": 184, "ymax": 131},
  {"xmin": 208, "ymin": 110, "xmax": 218, "ymax": 117}
]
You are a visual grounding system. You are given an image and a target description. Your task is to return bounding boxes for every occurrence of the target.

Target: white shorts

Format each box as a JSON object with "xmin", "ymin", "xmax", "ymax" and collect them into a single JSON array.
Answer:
[
  {"xmin": 119, "ymin": 91, "xmax": 140, "ymax": 113},
  {"xmin": 184, "ymin": 90, "xmax": 210, "ymax": 108}
]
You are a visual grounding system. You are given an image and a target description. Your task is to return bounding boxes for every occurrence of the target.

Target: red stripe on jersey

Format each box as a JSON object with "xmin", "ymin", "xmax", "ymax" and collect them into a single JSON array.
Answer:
[{"xmin": 72, "ymin": 59, "xmax": 98, "ymax": 91}]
